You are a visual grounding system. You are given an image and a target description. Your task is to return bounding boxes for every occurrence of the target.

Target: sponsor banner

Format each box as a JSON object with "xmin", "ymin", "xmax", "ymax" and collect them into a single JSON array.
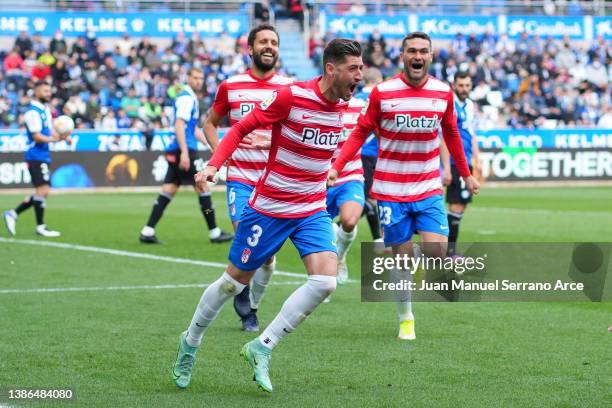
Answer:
[
  {"xmin": 0, "ymin": 12, "xmax": 247, "ymax": 37},
  {"xmin": 417, "ymin": 15, "xmax": 498, "ymax": 39},
  {"xmin": 593, "ymin": 17, "xmax": 612, "ymax": 39},
  {"xmin": 479, "ymin": 148, "xmax": 612, "ymax": 181},
  {"xmin": 0, "ymin": 129, "xmax": 227, "ymax": 152},
  {"xmin": 321, "ymin": 12, "xmax": 409, "ymax": 38},
  {"xmin": 0, "ymin": 151, "xmax": 212, "ymax": 189},
  {"xmin": 477, "ymin": 129, "xmax": 612, "ymax": 149},
  {"xmin": 506, "ymin": 15, "xmax": 585, "ymax": 39}
]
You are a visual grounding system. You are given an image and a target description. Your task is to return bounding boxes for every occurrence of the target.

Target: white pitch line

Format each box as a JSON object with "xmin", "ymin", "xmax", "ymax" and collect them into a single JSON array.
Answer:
[
  {"xmin": 0, "ymin": 238, "xmax": 358, "ymax": 292},
  {"xmin": 0, "ymin": 281, "xmax": 308, "ymax": 295},
  {"xmin": 0, "ymin": 237, "xmax": 307, "ymax": 279}
]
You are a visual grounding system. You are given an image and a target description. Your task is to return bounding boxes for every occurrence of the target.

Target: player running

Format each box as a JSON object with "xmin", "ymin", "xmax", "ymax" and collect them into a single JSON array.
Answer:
[
  {"xmin": 440, "ymin": 71, "xmax": 481, "ymax": 256},
  {"xmin": 139, "ymin": 67, "xmax": 232, "ymax": 245},
  {"xmin": 327, "ymin": 96, "xmax": 366, "ymax": 284},
  {"xmin": 3, "ymin": 81, "xmax": 68, "ymax": 238},
  {"xmin": 204, "ymin": 24, "xmax": 293, "ymax": 332},
  {"xmin": 171, "ymin": 39, "xmax": 363, "ymax": 393},
  {"xmin": 329, "ymin": 32, "xmax": 479, "ymax": 340}
]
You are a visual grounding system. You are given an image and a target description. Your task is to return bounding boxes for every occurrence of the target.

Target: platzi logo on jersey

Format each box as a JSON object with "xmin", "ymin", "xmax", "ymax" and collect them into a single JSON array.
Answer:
[
  {"xmin": 395, "ymin": 114, "xmax": 441, "ymax": 129},
  {"xmin": 240, "ymin": 102, "xmax": 255, "ymax": 116},
  {"xmin": 302, "ymin": 128, "xmax": 342, "ymax": 147}
]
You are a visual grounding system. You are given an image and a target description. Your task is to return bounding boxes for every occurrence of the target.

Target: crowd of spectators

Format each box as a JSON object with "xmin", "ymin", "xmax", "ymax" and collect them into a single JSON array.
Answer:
[
  {"xmin": 310, "ymin": 29, "xmax": 611, "ymax": 129},
  {"xmin": 0, "ymin": 29, "xmax": 292, "ymax": 133},
  {"xmin": 0, "ymin": 24, "xmax": 610, "ymax": 133}
]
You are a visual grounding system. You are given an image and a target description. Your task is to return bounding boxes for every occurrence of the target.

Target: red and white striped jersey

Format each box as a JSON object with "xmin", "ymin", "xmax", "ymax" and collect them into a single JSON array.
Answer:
[
  {"xmin": 209, "ymin": 77, "xmax": 348, "ymax": 218},
  {"xmin": 212, "ymin": 70, "xmax": 293, "ymax": 185},
  {"xmin": 331, "ymin": 97, "xmax": 365, "ymax": 185},
  {"xmin": 333, "ymin": 74, "xmax": 470, "ymax": 202}
]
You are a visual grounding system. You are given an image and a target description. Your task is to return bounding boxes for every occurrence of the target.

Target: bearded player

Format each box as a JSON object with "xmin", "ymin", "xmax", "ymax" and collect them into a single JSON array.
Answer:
[
  {"xmin": 204, "ymin": 24, "xmax": 293, "ymax": 332},
  {"xmin": 329, "ymin": 32, "xmax": 479, "ymax": 340},
  {"xmin": 171, "ymin": 39, "xmax": 363, "ymax": 393}
]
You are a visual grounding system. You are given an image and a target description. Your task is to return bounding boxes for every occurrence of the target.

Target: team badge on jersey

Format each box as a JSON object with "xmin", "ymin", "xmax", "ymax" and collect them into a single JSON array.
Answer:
[
  {"xmin": 241, "ymin": 248, "xmax": 251, "ymax": 263},
  {"xmin": 260, "ymin": 91, "xmax": 278, "ymax": 110}
]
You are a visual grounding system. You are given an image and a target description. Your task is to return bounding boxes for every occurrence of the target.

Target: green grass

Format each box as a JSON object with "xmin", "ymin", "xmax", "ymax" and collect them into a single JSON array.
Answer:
[{"xmin": 0, "ymin": 186, "xmax": 611, "ymax": 407}]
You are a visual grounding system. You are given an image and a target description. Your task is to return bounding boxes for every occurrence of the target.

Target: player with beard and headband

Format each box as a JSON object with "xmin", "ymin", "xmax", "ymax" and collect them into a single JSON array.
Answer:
[
  {"xmin": 204, "ymin": 24, "xmax": 293, "ymax": 332},
  {"xmin": 4, "ymin": 81, "xmax": 68, "ymax": 237},
  {"xmin": 171, "ymin": 39, "xmax": 363, "ymax": 393},
  {"xmin": 440, "ymin": 71, "xmax": 481, "ymax": 257},
  {"xmin": 329, "ymin": 32, "xmax": 479, "ymax": 340}
]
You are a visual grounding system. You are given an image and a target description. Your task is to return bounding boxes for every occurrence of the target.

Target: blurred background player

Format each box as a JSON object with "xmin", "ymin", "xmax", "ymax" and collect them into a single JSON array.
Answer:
[
  {"xmin": 330, "ymin": 32, "xmax": 479, "ymax": 340},
  {"xmin": 204, "ymin": 24, "xmax": 293, "ymax": 332},
  {"xmin": 139, "ymin": 67, "xmax": 232, "ymax": 244},
  {"xmin": 354, "ymin": 68, "xmax": 384, "ymax": 243},
  {"xmin": 3, "ymin": 81, "xmax": 67, "ymax": 238},
  {"xmin": 327, "ymin": 96, "xmax": 366, "ymax": 284},
  {"xmin": 440, "ymin": 71, "xmax": 482, "ymax": 256},
  {"xmin": 172, "ymin": 39, "xmax": 363, "ymax": 393}
]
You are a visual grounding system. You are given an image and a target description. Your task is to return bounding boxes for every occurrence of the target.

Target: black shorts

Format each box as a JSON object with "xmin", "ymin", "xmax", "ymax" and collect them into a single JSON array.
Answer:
[
  {"xmin": 446, "ymin": 165, "xmax": 473, "ymax": 205},
  {"xmin": 163, "ymin": 150, "xmax": 204, "ymax": 186},
  {"xmin": 361, "ymin": 155, "xmax": 377, "ymax": 197},
  {"xmin": 27, "ymin": 161, "xmax": 51, "ymax": 187}
]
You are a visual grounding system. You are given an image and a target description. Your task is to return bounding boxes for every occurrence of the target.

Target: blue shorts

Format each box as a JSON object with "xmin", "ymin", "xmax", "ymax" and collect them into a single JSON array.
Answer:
[
  {"xmin": 326, "ymin": 180, "xmax": 365, "ymax": 219},
  {"xmin": 378, "ymin": 195, "xmax": 448, "ymax": 246},
  {"xmin": 229, "ymin": 206, "xmax": 337, "ymax": 271},
  {"xmin": 226, "ymin": 181, "xmax": 255, "ymax": 224}
]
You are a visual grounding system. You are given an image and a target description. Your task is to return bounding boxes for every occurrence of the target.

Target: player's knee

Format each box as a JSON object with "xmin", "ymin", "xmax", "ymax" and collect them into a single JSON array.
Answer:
[
  {"xmin": 308, "ymin": 275, "xmax": 337, "ymax": 297},
  {"xmin": 341, "ymin": 214, "xmax": 360, "ymax": 230}
]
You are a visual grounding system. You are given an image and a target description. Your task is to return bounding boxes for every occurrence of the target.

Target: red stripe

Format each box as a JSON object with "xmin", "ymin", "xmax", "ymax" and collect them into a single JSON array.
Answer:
[
  {"xmin": 379, "ymin": 131, "xmax": 439, "ymax": 142},
  {"xmin": 228, "ymin": 160, "xmax": 267, "ymax": 170},
  {"xmin": 373, "ymin": 169, "xmax": 440, "ymax": 183},
  {"xmin": 378, "ymin": 148, "xmax": 439, "ymax": 162},
  {"xmin": 267, "ymin": 161, "xmax": 328, "ymax": 182},
  {"xmin": 371, "ymin": 189, "xmax": 443, "ymax": 203},
  {"xmin": 257, "ymin": 186, "xmax": 327, "ymax": 204}
]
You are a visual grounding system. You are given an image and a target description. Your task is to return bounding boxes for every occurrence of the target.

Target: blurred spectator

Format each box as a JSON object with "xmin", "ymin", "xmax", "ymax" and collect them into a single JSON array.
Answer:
[
  {"xmin": 49, "ymin": 30, "xmax": 68, "ymax": 55},
  {"xmin": 14, "ymin": 31, "xmax": 32, "ymax": 57},
  {"xmin": 121, "ymin": 88, "xmax": 141, "ymax": 119},
  {"xmin": 116, "ymin": 108, "xmax": 132, "ymax": 129}
]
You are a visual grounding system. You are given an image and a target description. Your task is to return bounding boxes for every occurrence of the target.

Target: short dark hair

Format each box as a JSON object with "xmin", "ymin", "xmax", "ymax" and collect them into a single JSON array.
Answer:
[
  {"xmin": 402, "ymin": 32, "xmax": 432, "ymax": 50},
  {"xmin": 33, "ymin": 80, "xmax": 50, "ymax": 89},
  {"xmin": 323, "ymin": 38, "xmax": 362, "ymax": 66},
  {"xmin": 248, "ymin": 24, "xmax": 279, "ymax": 48},
  {"xmin": 454, "ymin": 71, "xmax": 472, "ymax": 82},
  {"xmin": 187, "ymin": 67, "xmax": 203, "ymax": 76}
]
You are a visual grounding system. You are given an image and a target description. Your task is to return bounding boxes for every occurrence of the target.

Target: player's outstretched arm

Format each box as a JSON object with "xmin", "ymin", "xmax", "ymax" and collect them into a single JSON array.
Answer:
[
  {"xmin": 439, "ymin": 138, "xmax": 452, "ymax": 186},
  {"xmin": 202, "ymin": 109, "xmax": 224, "ymax": 152}
]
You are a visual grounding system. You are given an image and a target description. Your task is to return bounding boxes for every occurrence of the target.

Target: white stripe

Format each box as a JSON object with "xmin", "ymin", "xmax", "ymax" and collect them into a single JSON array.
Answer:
[
  {"xmin": 288, "ymin": 107, "xmax": 342, "ymax": 127},
  {"xmin": 0, "ymin": 237, "xmax": 307, "ymax": 278},
  {"xmin": 227, "ymin": 74, "xmax": 255, "ymax": 84},
  {"xmin": 343, "ymin": 112, "xmax": 360, "ymax": 124},
  {"xmin": 252, "ymin": 195, "xmax": 324, "ymax": 215},
  {"xmin": 349, "ymin": 97, "xmax": 366, "ymax": 108},
  {"xmin": 290, "ymin": 86, "xmax": 322, "ymax": 103},
  {"xmin": 372, "ymin": 177, "xmax": 441, "ymax": 197},
  {"xmin": 232, "ymin": 146, "xmax": 269, "ymax": 163},
  {"xmin": 376, "ymin": 156, "xmax": 440, "ymax": 174},
  {"xmin": 0, "ymin": 281, "xmax": 311, "ymax": 295},
  {"xmin": 228, "ymin": 89, "xmax": 274, "ymax": 102},
  {"xmin": 269, "ymin": 75, "xmax": 294, "ymax": 85},
  {"xmin": 230, "ymin": 110, "xmax": 244, "ymax": 122},
  {"xmin": 377, "ymin": 78, "xmax": 408, "ymax": 92},
  {"xmin": 381, "ymin": 97, "xmax": 448, "ymax": 113},
  {"xmin": 336, "ymin": 173, "xmax": 364, "ymax": 184},
  {"xmin": 423, "ymin": 78, "xmax": 451, "ymax": 92},
  {"xmin": 380, "ymin": 117, "xmax": 442, "ymax": 133},
  {"xmin": 379, "ymin": 135, "xmax": 439, "ymax": 153},
  {"xmin": 343, "ymin": 158, "xmax": 363, "ymax": 172},
  {"xmin": 264, "ymin": 171, "xmax": 326, "ymax": 195},
  {"xmin": 276, "ymin": 147, "xmax": 330, "ymax": 173},
  {"xmin": 227, "ymin": 167, "xmax": 263, "ymax": 183}
]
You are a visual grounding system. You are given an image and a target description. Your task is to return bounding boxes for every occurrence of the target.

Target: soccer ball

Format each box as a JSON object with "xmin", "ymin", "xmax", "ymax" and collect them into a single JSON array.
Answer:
[{"xmin": 54, "ymin": 115, "xmax": 74, "ymax": 136}]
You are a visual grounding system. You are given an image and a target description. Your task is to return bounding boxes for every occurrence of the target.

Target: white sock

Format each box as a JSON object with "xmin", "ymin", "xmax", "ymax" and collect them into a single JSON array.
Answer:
[
  {"xmin": 186, "ymin": 271, "xmax": 246, "ymax": 347},
  {"xmin": 336, "ymin": 225, "xmax": 357, "ymax": 261},
  {"xmin": 141, "ymin": 226, "xmax": 155, "ymax": 236},
  {"xmin": 258, "ymin": 275, "xmax": 336, "ymax": 350},
  {"xmin": 250, "ymin": 260, "xmax": 275, "ymax": 309},
  {"xmin": 391, "ymin": 268, "xmax": 414, "ymax": 322}
]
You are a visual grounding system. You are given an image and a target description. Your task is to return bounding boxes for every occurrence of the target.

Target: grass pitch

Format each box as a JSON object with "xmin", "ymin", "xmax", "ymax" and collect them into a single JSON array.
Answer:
[{"xmin": 0, "ymin": 186, "xmax": 611, "ymax": 407}]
